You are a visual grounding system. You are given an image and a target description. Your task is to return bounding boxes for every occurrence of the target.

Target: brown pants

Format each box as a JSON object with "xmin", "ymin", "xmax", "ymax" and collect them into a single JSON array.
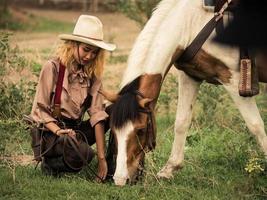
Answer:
[{"xmin": 40, "ymin": 118, "xmax": 110, "ymax": 176}]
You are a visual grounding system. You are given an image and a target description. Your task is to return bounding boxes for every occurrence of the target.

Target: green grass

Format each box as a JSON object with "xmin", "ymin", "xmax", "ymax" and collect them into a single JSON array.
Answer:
[
  {"xmin": 1, "ymin": 32, "xmax": 267, "ymax": 199},
  {"xmin": 1, "ymin": 73, "xmax": 267, "ymax": 199},
  {"xmin": 1, "ymin": 80, "xmax": 267, "ymax": 199},
  {"xmin": 0, "ymin": 119, "xmax": 31, "ymax": 156},
  {"xmin": 28, "ymin": 16, "xmax": 73, "ymax": 33},
  {"xmin": 1, "ymin": 115, "xmax": 267, "ymax": 199},
  {"xmin": 108, "ymin": 54, "xmax": 128, "ymax": 64},
  {"xmin": 0, "ymin": 11, "xmax": 73, "ymax": 33},
  {"xmin": 0, "ymin": 11, "xmax": 24, "ymax": 31}
]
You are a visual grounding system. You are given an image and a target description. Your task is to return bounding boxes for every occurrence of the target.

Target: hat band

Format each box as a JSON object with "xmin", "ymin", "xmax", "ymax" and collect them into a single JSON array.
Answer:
[{"xmin": 72, "ymin": 34, "xmax": 103, "ymax": 42}]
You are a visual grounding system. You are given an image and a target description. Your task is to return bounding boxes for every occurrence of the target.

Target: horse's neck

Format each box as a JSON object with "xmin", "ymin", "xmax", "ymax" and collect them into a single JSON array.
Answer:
[
  {"xmin": 122, "ymin": 0, "xmax": 212, "ymax": 85},
  {"xmin": 120, "ymin": 0, "xmax": 183, "ymax": 88},
  {"xmin": 141, "ymin": 0, "xmax": 211, "ymax": 74},
  {"xmin": 121, "ymin": 0, "xmax": 214, "ymax": 88}
]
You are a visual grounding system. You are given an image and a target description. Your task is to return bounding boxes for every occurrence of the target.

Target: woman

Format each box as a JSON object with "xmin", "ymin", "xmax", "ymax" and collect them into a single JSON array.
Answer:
[{"xmin": 30, "ymin": 15, "xmax": 116, "ymax": 181}]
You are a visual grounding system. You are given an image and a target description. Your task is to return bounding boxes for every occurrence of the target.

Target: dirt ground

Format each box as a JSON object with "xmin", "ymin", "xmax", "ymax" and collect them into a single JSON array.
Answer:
[{"xmin": 11, "ymin": 7, "xmax": 141, "ymax": 91}]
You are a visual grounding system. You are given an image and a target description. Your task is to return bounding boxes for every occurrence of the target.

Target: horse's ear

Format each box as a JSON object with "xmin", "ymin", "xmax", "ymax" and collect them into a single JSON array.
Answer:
[
  {"xmin": 99, "ymin": 89, "xmax": 119, "ymax": 103},
  {"xmin": 138, "ymin": 98, "xmax": 153, "ymax": 108}
]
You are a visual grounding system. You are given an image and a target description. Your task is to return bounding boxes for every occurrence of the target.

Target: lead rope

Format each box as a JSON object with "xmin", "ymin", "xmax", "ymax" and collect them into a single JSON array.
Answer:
[{"xmin": 63, "ymin": 133, "xmax": 105, "ymax": 183}]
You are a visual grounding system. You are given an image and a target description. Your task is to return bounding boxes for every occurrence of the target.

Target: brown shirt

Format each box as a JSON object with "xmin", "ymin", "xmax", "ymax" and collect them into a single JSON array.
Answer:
[{"xmin": 30, "ymin": 58, "xmax": 108, "ymax": 127}]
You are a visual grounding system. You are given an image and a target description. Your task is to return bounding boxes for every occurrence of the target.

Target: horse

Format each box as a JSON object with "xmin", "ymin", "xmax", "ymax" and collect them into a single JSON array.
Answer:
[{"xmin": 102, "ymin": 0, "xmax": 267, "ymax": 186}]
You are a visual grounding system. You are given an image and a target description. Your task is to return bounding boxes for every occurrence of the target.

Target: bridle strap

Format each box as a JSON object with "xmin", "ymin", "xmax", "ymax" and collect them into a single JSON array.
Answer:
[
  {"xmin": 134, "ymin": 90, "xmax": 156, "ymax": 151},
  {"xmin": 63, "ymin": 132, "xmax": 105, "ymax": 183}
]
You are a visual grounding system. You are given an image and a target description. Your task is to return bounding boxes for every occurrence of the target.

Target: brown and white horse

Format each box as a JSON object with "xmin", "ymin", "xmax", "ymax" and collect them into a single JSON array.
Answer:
[{"xmin": 103, "ymin": 0, "xmax": 267, "ymax": 186}]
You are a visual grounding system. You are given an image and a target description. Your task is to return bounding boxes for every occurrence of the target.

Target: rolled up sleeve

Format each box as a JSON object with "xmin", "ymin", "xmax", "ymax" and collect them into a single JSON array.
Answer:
[
  {"xmin": 88, "ymin": 79, "xmax": 108, "ymax": 127},
  {"xmin": 30, "ymin": 61, "xmax": 57, "ymax": 125}
]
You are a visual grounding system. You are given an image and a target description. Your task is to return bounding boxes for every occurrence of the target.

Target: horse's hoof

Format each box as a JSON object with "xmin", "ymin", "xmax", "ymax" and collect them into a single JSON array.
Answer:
[
  {"xmin": 157, "ymin": 170, "xmax": 174, "ymax": 179},
  {"xmin": 157, "ymin": 164, "xmax": 183, "ymax": 179},
  {"xmin": 157, "ymin": 165, "xmax": 174, "ymax": 179}
]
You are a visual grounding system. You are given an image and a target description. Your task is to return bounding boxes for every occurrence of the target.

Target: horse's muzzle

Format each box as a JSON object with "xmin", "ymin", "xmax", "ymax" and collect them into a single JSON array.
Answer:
[{"xmin": 113, "ymin": 176, "xmax": 128, "ymax": 186}]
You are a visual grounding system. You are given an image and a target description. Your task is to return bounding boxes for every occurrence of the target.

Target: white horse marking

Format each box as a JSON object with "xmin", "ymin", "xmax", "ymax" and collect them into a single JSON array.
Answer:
[{"xmin": 113, "ymin": 121, "xmax": 134, "ymax": 186}]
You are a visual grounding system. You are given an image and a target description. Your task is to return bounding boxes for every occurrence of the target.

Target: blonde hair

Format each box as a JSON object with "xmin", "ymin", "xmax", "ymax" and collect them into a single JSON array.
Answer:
[{"xmin": 55, "ymin": 40, "xmax": 105, "ymax": 79}]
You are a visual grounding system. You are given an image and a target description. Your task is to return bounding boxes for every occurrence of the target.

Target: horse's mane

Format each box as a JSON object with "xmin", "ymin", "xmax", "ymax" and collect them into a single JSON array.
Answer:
[
  {"xmin": 120, "ymin": 0, "xmax": 179, "ymax": 88},
  {"xmin": 111, "ymin": 76, "xmax": 141, "ymax": 129}
]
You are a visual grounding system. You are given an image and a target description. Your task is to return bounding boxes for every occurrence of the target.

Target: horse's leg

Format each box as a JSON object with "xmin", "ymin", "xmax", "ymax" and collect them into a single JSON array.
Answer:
[
  {"xmin": 157, "ymin": 71, "xmax": 200, "ymax": 179},
  {"xmin": 223, "ymin": 71, "xmax": 267, "ymax": 156}
]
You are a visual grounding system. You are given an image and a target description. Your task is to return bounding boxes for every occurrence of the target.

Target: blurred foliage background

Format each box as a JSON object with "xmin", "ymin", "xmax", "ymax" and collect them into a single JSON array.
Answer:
[{"xmin": 1, "ymin": 0, "xmax": 267, "ymax": 199}]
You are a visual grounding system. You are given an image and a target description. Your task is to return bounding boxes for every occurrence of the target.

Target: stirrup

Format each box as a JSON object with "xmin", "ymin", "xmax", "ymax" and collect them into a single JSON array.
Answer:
[{"xmin": 238, "ymin": 59, "xmax": 259, "ymax": 97}]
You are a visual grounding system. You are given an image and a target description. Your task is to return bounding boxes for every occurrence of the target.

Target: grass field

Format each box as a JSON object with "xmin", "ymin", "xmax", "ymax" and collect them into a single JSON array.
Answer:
[
  {"xmin": 1, "ymin": 8, "xmax": 267, "ymax": 200},
  {"xmin": 1, "ymin": 116, "xmax": 267, "ymax": 199}
]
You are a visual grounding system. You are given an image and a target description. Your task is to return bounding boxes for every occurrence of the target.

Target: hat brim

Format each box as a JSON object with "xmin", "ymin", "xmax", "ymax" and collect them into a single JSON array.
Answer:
[{"xmin": 59, "ymin": 34, "xmax": 116, "ymax": 51}]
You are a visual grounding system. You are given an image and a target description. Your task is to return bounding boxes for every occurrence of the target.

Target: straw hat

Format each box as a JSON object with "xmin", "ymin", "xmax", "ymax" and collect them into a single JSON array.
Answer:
[
  {"xmin": 213, "ymin": 0, "xmax": 267, "ymax": 48},
  {"xmin": 59, "ymin": 15, "xmax": 116, "ymax": 51}
]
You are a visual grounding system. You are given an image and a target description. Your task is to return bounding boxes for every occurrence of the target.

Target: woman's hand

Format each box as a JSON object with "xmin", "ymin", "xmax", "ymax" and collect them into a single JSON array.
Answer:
[
  {"xmin": 45, "ymin": 122, "xmax": 76, "ymax": 137},
  {"xmin": 94, "ymin": 122, "xmax": 107, "ymax": 182},
  {"xmin": 96, "ymin": 157, "xmax": 108, "ymax": 182},
  {"xmin": 56, "ymin": 129, "xmax": 76, "ymax": 137}
]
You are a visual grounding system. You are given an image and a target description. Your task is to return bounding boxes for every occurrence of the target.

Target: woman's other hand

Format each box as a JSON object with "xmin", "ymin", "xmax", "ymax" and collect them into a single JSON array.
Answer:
[{"xmin": 96, "ymin": 157, "xmax": 108, "ymax": 182}]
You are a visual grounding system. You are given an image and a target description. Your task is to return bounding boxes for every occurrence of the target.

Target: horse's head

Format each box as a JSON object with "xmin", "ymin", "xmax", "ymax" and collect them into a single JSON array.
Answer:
[{"xmin": 102, "ymin": 75, "xmax": 161, "ymax": 186}]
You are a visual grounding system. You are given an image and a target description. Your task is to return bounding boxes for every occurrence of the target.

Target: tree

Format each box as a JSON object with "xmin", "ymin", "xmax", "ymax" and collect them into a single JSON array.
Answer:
[
  {"xmin": 83, "ymin": 0, "xmax": 99, "ymax": 12},
  {"xmin": 39, "ymin": 0, "xmax": 45, "ymax": 5},
  {"xmin": 116, "ymin": 0, "xmax": 161, "ymax": 27},
  {"xmin": 0, "ymin": 0, "xmax": 11, "ymax": 29},
  {"xmin": 90, "ymin": 0, "xmax": 99, "ymax": 12},
  {"xmin": 0, "ymin": 0, "xmax": 9, "ymax": 13}
]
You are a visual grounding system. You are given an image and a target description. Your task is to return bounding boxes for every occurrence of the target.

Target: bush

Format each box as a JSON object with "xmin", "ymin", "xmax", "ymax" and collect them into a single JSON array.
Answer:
[
  {"xmin": 0, "ymin": 119, "xmax": 31, "ymax": 156},
  {"xmin": 0, "ymin": 32, "xmax": 36, "ymax": 119},
  {"xmin": 0, "ymin": 80, "xmax": 36, "ymax": 119},
  {"xmin": 157, "ymin": 73, "xmax": 178, "ymax": 115},
  {"xmin": 0, "ymin": 31, "xmax": 36, "ymax": 158},
  {"xmin": 0, "ymin": 32, "xmax": 28, "ymax": 74},
  {"xmin": 115, "ymin": 0, "xmax": 161, "ymax": 27},
  {"xmin": 194, "ymin": 83, "xmax": 245, "ymax": 131},
  {"xmin": 0, "ymin": 9, "xmax": 24, "ymax": 30}
]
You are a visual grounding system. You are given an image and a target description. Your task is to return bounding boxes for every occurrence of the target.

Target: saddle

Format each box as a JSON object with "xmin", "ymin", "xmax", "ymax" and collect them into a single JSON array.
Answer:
[{"xmin": 214, "ymin": 0, "xmax": 259, "ymax": 97}]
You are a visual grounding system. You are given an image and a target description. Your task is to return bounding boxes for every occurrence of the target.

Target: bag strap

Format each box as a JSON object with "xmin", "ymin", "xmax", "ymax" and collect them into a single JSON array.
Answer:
[
  {"xmin": 52, "ymin": 62, "xmax": 66, "ymax": 118},
  {"xmin": 79, "ymin": 93, "xmax": 92, "ymax": 120},
  {"xmin": 78, "ymin": 78, "xmax": 94, "ymax": 120}
]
